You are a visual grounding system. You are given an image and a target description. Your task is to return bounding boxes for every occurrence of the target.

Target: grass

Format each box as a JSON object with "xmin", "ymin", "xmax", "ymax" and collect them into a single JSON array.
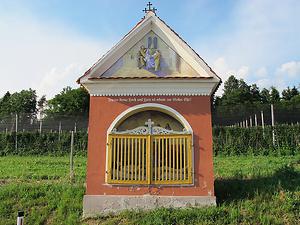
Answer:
[
  {"xmin": 0, "ymin": 155, "xmax": 299, "ymax": 224},
  {"xmin": 0, "ymin": 156, "xmax": 86, "ymax": 182}
]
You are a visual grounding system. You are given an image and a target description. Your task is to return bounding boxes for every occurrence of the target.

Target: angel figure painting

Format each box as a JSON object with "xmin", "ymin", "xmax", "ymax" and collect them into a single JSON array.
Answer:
[{"xmin": 138, "ymin": 37, "xmax": 161, "ymax": 71}]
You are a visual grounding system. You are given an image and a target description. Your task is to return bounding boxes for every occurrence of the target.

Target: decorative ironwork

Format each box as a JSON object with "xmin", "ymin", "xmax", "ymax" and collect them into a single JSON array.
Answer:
[
  {"xmin": 152, "ymin": 126, "xmax": 189, "ymax": 135},
  {"xmin": 143, "ymin": 2, "xmax": 157, "ymax": 14},
  {"xmin": 111, "ymin": 119, "xmax": 189, "ymax": 135},
  {"xmin": 111, "ymin": 127, "xmax": 148, "ymax": 135}
]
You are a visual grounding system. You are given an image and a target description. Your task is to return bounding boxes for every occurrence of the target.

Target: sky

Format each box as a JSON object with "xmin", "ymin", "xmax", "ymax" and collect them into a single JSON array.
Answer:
[{"xmin": 0, "ymin": 0, "xmax": 299, "ymax": 98}]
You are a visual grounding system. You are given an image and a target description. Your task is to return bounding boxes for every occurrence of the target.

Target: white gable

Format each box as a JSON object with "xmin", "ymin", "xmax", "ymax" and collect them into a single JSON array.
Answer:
[
  {"xmin": 101, "ymin": 30, "xmax": 201, "ymax": 78},
  {"xmin": 78, "ymin": 11, "xmax": 221, "ymax": 96}
]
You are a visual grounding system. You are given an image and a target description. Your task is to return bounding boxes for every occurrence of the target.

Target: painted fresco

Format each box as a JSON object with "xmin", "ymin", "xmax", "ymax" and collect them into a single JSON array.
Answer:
[{"xmin": 101, "ymin": 31, "xmax": 199, "ymax": 78}]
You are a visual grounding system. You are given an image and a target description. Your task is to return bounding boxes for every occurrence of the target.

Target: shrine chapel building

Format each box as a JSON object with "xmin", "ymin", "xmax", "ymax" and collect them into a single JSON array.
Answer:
[{"xmin": 77, "ymin": 8, "xmax": 221, "ymax": 216}]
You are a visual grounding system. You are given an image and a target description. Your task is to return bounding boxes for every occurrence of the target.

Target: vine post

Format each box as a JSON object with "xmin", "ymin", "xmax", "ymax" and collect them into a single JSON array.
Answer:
[
  {"xmin": 15, "ymin": 113, "xmax": 18, "ymax": 152},
  {"xmin": 70, "ymin": 131, "xmax": 75, "ymax": 183},
  {"xmin": 271, "ymin": 104, "xmax": 275, "ymax": 146}
]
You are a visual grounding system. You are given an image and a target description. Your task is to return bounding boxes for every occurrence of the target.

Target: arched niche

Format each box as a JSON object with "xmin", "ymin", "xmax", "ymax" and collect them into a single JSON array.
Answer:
[{"xmin": 107, "ymin": 103, "xmax": 193, "ymax": 135}]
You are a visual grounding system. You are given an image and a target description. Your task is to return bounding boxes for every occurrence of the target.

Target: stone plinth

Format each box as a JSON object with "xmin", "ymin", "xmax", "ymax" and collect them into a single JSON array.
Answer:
[{"xmin": 83, "ymin": 195, "xmax": 216, "ymax": 217}]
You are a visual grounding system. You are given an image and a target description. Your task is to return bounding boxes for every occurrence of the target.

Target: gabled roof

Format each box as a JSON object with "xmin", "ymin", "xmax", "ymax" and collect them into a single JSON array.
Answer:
[{"xmin": 77, "ymin": 11, "xmax": 221, "ymax": 85}]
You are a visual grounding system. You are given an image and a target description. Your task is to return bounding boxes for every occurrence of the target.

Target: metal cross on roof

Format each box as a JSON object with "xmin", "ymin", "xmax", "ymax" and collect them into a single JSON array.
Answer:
[{"xmin": 142, "ymin": 2, "xmax": 157, "ymax": 14}]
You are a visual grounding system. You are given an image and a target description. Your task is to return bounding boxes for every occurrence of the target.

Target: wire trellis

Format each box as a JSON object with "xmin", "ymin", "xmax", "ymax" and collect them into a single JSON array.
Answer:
[{"xmin": 0, "ymin": 103, "xmax": 299, "ymax": 133}]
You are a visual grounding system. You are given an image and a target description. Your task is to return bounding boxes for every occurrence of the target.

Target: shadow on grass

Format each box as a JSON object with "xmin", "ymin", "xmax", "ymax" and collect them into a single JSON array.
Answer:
[{"xmin": 215, "ymin": 164, "xmax": 300, "ymax": 204}]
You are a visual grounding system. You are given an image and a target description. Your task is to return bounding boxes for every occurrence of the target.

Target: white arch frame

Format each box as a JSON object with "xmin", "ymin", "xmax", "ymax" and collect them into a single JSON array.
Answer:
[
  {"xmin": 105, "ymin": 103, "xmax": 194, "ymax": 186},
  {"xmin": 107, "ymin": 103, "xmax": 193, "ymax": 135}
]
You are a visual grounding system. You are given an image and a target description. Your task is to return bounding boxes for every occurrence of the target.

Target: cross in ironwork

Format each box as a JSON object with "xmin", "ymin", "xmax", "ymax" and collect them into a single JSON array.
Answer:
[
  {"xmin": 145, "ymin": 119, "xmax": 154, "ymax": 134},
  {"xmin": 142, "ymin": 2, "xmax": 157, "ymax": 14}
]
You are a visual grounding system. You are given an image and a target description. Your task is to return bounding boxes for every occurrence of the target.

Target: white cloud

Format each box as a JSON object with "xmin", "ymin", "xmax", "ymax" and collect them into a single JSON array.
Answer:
[
  {"xmin": 212, "ymin": 57, "xmax": 249, "ymax": 80},
  {"xmin": 256, "ymin": 77, "xmax": 286, "ymax": 92},
  {"xmin": 277, "ymin": 61, "xmax": 300, "ymax": 78},
  {"xmin": 254, "ymin": 60, "xmax": 300, "ymax": 91},
  {"xmin": 255, "ymin": 67, "xmax": 268, "ymax": 78},
  {"xmin": 224, "ymin": 0, "xmax": 300, "ymax": 67},
  {"xmin": 212, "ymin": 59, "xmax": 298, "ymax": 94},
  {"xmin": 212, "ymin": 57, "xmax": 250, "ymax": 95},
  {"xmin": 35, "ymin": 64, "xmax": 84, "ymax": 97},
  {"xmin": 235, "ymin": 66, "xmax": 249, "ymax": 80},
  {"xmin": 0, "ymin": 9, "xmax": 111, "ymax": 99},
  {"xmin": 196, "ymin": 0, "xmax": 300, "ymax": 94}
]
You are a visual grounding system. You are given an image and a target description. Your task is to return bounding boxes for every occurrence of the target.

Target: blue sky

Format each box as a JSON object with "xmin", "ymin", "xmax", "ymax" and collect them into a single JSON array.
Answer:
[{"xmin": 0, "ymin": 0, "xmax": 299, "ymax": 97}]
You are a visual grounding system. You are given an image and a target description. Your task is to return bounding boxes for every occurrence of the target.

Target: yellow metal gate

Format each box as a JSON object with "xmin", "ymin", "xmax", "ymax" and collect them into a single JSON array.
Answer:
[{"xmin": 107, "ymin": 134, "xmax": 192, "ymax": 185}]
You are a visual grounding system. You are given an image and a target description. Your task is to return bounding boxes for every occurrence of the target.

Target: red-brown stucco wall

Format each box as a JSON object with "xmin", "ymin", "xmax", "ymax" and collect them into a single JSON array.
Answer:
[{"xmin": 86, "ymin": 95, "xmax": 215, "ymax": 196}]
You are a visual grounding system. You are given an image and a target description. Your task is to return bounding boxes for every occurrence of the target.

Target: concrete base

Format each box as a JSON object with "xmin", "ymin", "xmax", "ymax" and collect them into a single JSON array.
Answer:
[{"xmin": 83, "ymin": 195, "xmax": 216, "ymax": 217}]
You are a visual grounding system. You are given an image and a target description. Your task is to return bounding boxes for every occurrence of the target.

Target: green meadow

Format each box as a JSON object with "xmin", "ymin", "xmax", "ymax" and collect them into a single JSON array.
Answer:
[{"xmin": 0, "ymin": 155, "xmax": 299, "ymax": 225}]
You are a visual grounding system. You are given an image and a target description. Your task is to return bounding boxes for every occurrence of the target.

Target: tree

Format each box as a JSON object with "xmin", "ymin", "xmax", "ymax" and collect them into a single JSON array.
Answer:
[
  {"xmin": 38, "ymin": 95, "xmax": 46, "ymax": 109},
  {"xmin": 212, "ymin": 96, "xmax": 222, "ymax": 107},
  {"xmin": 291, "ymin": 86, "xmax": 299, "ymax": 97},
  {"xmin": 0, "ymin": 89, "xmax": 37, "ymax": 117},
  {"xmin": 220, "ymin": 75, "xmax": 252, "ymax": 105},
  {"xmin": 10, "ymin": 89, "xmax": 37, "ymax": 116},
  {"xmin": 269, "ymin": 86, "xmax": 280, "ymax": 103},
  {"xmin": 250, "ymin": 84, "xmax": 261, "ymax": 103},
  {"xmin": 260, "ymin": 88, "xmax": 270, "ymax": 104},
  {"xmin": 37, "ymin": 95, "xmax": 47, "ymax": 118},
  {"xmin": 223, "ymin": 75, "xmax": 239, "ymax": 94},
  {"xmin": 282, "ymin": 86, "xmax": 299, "ymax": 101},
  {"xmin": 46, "ymin": 86, "xmax": 89, "ymax": 116},
  {"xmin": 212, "ymin": 75, "xmax": 300, "ymax": 125},
  {"xmin": 290, "ymin": 94, "xmax": 300, "ymax": 104},
  {"xmin": 0, "ymin": 91, "xmax": 11, "ymax": 117}
]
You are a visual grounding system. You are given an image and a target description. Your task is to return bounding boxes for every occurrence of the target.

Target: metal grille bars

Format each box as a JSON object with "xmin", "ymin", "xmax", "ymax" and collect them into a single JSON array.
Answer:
[{"xmin": 107, "ymin": 134, "xmax": 193, "ymax": 185}]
